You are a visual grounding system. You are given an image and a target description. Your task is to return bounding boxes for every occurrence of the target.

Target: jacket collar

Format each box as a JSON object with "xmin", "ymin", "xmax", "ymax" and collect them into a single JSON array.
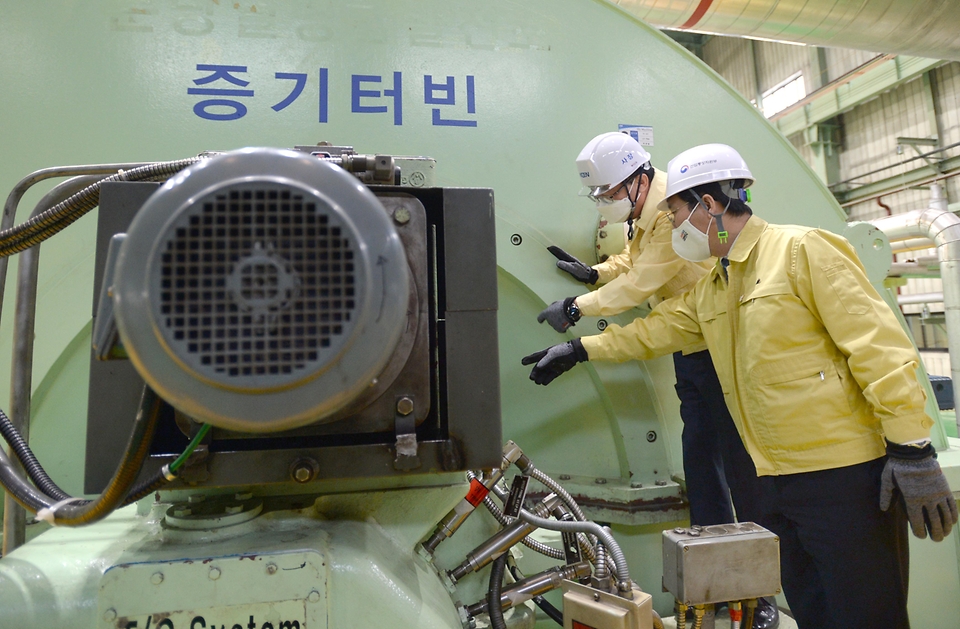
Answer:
[
  {"xmin": 635, "ymin": 167, "xmax": 667, "ymax": 234},
  {"xmin": 708, "ymin": 214, "xmax": 767, "ymax": 281}
]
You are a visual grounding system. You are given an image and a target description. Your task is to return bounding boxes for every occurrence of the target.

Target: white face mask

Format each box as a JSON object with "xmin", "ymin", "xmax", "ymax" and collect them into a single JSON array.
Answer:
[
  {"xmin": 595, "ymin": 196, "xmax": 633, "ymax": 223},
  {"xmin": 671, "ymin": 206, "xmax": 713, "ymax": 262}
]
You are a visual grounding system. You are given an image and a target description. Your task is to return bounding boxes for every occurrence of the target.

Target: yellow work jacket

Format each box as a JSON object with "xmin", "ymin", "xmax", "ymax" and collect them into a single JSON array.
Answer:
[
  {"xmin": 575, "ymin": 168, "xmax": 711, "ymax": 318},
  {"xmin": 581, "ymin": 216, "xmax": 934, "ymax": 476}
]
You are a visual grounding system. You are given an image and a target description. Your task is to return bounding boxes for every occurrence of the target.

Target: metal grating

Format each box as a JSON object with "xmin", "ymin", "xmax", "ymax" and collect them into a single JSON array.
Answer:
[{"xmin": 155, "ymin": 183, "xmax": 358, "ymax": 384}]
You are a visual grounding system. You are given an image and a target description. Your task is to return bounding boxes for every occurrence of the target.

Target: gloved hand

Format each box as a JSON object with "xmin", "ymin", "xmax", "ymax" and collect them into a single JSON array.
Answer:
[
  {"xmin": 521, "ymin": 339, "xmax": 588, "ymax": 385},
  {"xmin": 537, "ymin": 297, "xmax": 580, "ymax": 333},
  {"xmin": 880, "ymin": 441, "xmax": 958, "ymax": 541},
  {"xmin": 548, "ymin": 246, "xmax": 599, "ymax": 285}
]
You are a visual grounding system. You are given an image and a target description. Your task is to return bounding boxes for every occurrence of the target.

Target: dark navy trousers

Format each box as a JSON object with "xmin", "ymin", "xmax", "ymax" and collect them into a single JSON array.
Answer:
[{"xmin": 674, "ymin": 350, "xmax": 911, "ymax": 629}]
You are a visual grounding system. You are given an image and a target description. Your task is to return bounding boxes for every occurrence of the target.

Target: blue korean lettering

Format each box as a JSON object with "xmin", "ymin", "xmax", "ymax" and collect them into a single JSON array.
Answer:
[
  {"xmin": 351, "ymin": 72, "xmax": 402, "ymax": 125},
  {"xmin": 272, "ymin": 72, "xmax": 307, "ymax": 112},
  {"xmin": 189, "ymin": 64, "xmax": 254, "ymax": 121},
  {"xmin": 424, "ymin": 75, "xmax": 476, "ymax": 127}
]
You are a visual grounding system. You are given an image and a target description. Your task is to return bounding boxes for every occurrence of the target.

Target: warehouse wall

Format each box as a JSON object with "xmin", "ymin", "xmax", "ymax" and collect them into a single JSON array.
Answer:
[{"xmin": 700, "ymin": 36, "xmax": 960, "ymax": 379}]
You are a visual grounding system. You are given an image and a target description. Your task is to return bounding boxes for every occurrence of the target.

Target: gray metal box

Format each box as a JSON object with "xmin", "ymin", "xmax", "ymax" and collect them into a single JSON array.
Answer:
[{"xmin": 662, "ymin": 522, "xmax": 780, "ymax": 605}]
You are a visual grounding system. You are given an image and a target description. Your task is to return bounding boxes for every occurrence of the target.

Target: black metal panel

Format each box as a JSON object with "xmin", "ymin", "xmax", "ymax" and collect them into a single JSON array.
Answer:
[
  {"xmin": 84, "ymin": 179, "xmax": 501, "ymax": 491},
  {"xmin": 441, "ymin": 188, "xmax": 498, "ymax": 313}
]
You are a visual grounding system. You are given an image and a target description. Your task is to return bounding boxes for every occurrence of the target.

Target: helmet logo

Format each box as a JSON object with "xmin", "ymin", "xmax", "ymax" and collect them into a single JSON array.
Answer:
[
  {"xmin": 680, "ymin": 165, "xmax": 689, "ymax": 173},
  {"xmin": 579, "ymin": 171, "xmax": 590, "ymax": 178},
  {"xmin": 621, "ymin": 152, "xmax": 634, "ymax": 165}
]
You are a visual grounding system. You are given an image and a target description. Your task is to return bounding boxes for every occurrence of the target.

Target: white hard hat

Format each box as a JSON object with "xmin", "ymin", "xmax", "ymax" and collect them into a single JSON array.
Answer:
[
  {"xmin": 576, "ymin": 132, "xmax": 651, "ymax": 198},
  {"xmin": 657, "ymin": 144, "xmax": 755, "ymax": 212}
]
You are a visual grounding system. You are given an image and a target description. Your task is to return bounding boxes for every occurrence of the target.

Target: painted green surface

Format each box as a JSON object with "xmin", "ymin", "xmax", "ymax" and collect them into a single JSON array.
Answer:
[{"xmin": 0, "ymin": 0, "xmax": 958, "ymax": 627}]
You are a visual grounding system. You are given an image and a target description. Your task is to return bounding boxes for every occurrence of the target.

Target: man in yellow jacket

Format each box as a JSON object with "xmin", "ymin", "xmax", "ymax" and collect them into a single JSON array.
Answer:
[
  {"xmin": 539, "ymin": 132, "xmax": 779, "ymax": 627},
  {"xmin": 523, "ymin": 143, "xmax": 958, "ymax": 629}
]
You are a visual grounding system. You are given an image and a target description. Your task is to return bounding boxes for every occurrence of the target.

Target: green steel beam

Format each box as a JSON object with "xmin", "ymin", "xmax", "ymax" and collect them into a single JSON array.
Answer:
[
  {"xmin": 835, "ymin": 154, "xmax": 960, "ymax": 206},
  {"xmin": 772, "ymin": 56, "xmax": 945, "ymax": 138}
]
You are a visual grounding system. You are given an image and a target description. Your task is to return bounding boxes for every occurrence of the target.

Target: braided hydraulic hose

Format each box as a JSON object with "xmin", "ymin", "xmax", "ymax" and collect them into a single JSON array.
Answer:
[
  {"xmin": 0, "ymin": 408, "xmax": 70, "ymax": 501},
  {"xmin": 0, "ymin": 387, "xmax": 161, "ymax": 525},
  {"xmin": 488, "ymin": 554, "xmax": 509, "ymax": 629},
  {"xmin": 0, "ymin": 158, "xmax": 202, "ymax": 257}
]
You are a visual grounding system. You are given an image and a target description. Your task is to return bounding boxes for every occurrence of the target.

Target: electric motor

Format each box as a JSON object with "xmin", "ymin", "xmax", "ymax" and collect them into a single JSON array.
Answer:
[{"xmin": 111, "ymin": 147, "xmax": 410, "ymax": 432}]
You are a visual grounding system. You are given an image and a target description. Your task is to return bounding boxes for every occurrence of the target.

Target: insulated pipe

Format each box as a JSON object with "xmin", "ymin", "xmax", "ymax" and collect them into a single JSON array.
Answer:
[
  {"xmin": 613, "ymin": 0, "xmax": 960, "ymax": 62},
  {"xmin": 868, "ymin": 185, "xmax": 960, "ymax": 435},
  {"xmin": 892, "ymin": 238, "xmax": 939, "ymax": 254}
]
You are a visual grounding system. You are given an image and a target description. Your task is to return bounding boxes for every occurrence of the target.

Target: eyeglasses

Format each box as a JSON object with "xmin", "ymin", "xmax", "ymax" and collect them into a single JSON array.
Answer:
[
  {"xmin": 665, "ymin": 201, "xmax": 692, "ymax": 226},
  {"xmin": 589, "ymin": 179, "xmax": 630, "ymax": 204}
]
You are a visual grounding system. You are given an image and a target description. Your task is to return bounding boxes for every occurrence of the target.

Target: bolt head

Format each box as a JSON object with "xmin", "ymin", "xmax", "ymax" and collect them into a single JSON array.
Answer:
[
  {"xmin": 151, "ymin": 572, "xmax": 164, "ymax": 585},
  {"xmin": 104, "ymin": 608, "xmax": 117, "ymax": 622},
  {"xmin": 393, "ymin": 208, "xmax": 411, "ymax": 224},
  {"xmin": 266, "ymin": 563, "xmax": 278, "ymax": 575},
  {"xmin": 593, "ymin": 593, "xmax": 601, "ymax": 601},
  {"xmin": 308, "ymin": 590, "xmax": 321, "ymax": 603},
  {"xmin": 172, "ymin": 507, "xmax": 192, "ymax": 517},
  {"xmin": 594, "ymin": 478, "xmax": 607, "ymax": 485},
  {"xmin": 224, "ymin": 504, "xmax": 243, "ymax": 515},
  {"xmin": 396, "ymin": 396, "xmax": 414, "ymax": 416},
  {"xmin": 209, "ymin": 567, "xmax": 221, "ymax": 580},
  {"xmin": 559, "ymin": 474, "xmax": 571, "ymax": 481},
  {"xmin": 294, "ymin": 466, "xmax": 313, "ymax": 483},
  {"xmin": 235, "ymin": 492, "xmax": 253, "ymax": 501},
  {"xmin": 187, "ymin": 494, "xmax": 206, "ymax": 503}
]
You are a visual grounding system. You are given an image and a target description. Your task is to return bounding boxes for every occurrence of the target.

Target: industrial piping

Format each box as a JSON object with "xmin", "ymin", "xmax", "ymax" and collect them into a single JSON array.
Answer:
[
  {"xmin": 611, "ymin": 0, "xmax": 960, "ymax": 62},
  {"xmin": 869, "ymin": 184, "xmax": 960, "ymax": 435}
]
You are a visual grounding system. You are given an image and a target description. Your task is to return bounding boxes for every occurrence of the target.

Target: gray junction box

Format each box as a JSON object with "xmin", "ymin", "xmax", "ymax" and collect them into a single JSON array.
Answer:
[{"xmin": 662, "ymin": 522, "xmax": 781, "ymax": 606}]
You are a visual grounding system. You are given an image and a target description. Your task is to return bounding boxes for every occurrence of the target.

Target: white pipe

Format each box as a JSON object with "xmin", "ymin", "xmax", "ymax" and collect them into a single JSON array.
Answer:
[
  {"xmin": 869, "ymin": 184, "xmax": 960, "ymax": 436},
  {"xmin": 897, "ymin": 293, "xmax": 944, "ymax": 306},
  {"xmin": 891, "ymin": 238, "xmax": 938, "ymax": 253}
]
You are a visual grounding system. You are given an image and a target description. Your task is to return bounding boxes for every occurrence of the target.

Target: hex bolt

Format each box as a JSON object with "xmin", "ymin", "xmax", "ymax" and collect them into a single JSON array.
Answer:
[
  {"xmin": 224, "ymin": 504, "xmax": 243, "ymax": 515},
  {"xmin": 396, "ymin": 397, "xmax": 414, "ymax": 416},
  {"xmin": 235, "ymin": 492, "xmax": 253, "ymax": 501},
  {"xmin": 559, "ymin": 474, "xmax": 571, "ymax": 481},
  {"xmin": 209, "ymin": 567, "xmax": 221, "ymax": 580},
  {"xmin": 594, "ymin": 478, "xmax": 607, "ymax": 485},
  {"xmin": 290, "ymin": 457, "xmax": 319, "ymax": 483},
  {"xmin": 393, "ymin": 207, "xmax": 411, "ymax": 225},
  {"xmin": 646, "ymin": 431, "xmax": 657, "ymax": 442},
  {"xmin": 655, "ymin": 480, "xmax": 667, "ymax": 486},
  {"xmin": 104, "ymin": 609, "xmax": 117, "ymax": 622},
  {"xmin": 151, "ymin": 572, "xmax": 164, "ymax": 585},
  {"xmin": 593, "ymin": 593, "xmax": 601, "ymax": 601},
  {"xmin": 188, "ymin": 494, "xmax": 206, "ymax": 503},
  {"xmin": 510, "ymin": 234, "xmax": 522, "ymax": 246},
  {"xmin": 630, "ymin": 482, "xmax": 643, "ymax": 489},
  {"xmin": 266, "ymin": 563, "xmax": 278, "ymax": 575},
  {"xmin": 308, "ymin": 590, "xmax": 321, "ymax": 603}
]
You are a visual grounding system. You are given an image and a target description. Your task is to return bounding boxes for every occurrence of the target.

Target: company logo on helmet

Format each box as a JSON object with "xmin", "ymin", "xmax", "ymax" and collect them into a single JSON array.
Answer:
[
  {"xmin": 680, "ymin": 165, "xmax": 689, "ymax": 174},
  {"xmin": 580, "ymin": 171, "xmax": 590, "ymax": 178}
]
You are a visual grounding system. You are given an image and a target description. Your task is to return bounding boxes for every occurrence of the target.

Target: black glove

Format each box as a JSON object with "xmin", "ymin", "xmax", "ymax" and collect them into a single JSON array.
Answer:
[
  {"xmin": 548, "ymin": 246, "xmax": 599, "ymax": 285},
  {"xmin": 521, "ymin": 339, "xmax": 588, "ymax": 386},
  {"xmin": 537, "ymin": 297, "xmax": 581, "ymax": 333},
  {"xmin": 880, "ymin": 441, "xmax": 958, "ymax": 541}
]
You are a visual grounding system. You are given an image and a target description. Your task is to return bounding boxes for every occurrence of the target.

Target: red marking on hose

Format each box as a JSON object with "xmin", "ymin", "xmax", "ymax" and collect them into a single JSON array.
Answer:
[
  {"xmin": 681, "ymin": 0, "xmax": 714, "ymax": 29},
  {"xmin": 465, "ymin": 478, "xmax": 489, "ymax": 506}
]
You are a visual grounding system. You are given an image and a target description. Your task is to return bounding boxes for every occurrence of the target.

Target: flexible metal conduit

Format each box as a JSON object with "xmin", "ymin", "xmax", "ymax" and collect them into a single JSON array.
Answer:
[
  {"xmin": 611, "ymin": 0, "xmax": 960, "ymax": 61},
  {"xmin": 517, "ymin": 510, "xmax": 632, "ymax": 596},
  {"xmin": 868, "ymin": 184, "xmax": 960, "ymax": 435}
]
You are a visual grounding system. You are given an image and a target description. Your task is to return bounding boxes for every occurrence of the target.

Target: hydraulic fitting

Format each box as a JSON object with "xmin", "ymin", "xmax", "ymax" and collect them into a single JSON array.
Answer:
[
  {"xmin": 465, "ymin": 561, "xmax": 592, "ymax": 617},
  {"xmin": 448, "ymin": 494, "xmax": 561, "ymax": 582},
  {"xmin": 421, "ymin": 442, "xmax": 525, "ymax": 554}
]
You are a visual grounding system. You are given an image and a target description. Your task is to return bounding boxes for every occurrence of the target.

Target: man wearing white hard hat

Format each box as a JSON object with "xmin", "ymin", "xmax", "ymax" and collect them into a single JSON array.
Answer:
[
  {"xmin": 534, "ymin": 132, "xmax": 779, "ymax": 627},
  {"xmin": 524, "ymin": 143, "xmax": 958, "ymax": 629}
]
